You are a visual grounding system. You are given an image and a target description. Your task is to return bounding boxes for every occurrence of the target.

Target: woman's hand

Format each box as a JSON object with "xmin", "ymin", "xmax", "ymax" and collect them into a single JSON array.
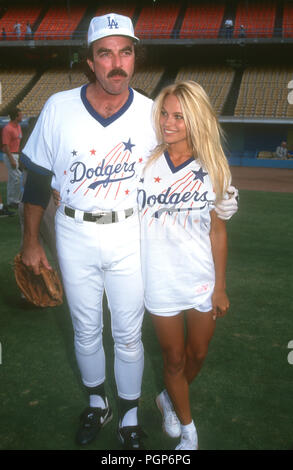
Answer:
[
  {"xmin": 211, "ymin": 288, "xmax": 229, "ymax": 320},
  {"xmin": 52, "ymin": 189, "xmax": 61, "ymax": 207}
]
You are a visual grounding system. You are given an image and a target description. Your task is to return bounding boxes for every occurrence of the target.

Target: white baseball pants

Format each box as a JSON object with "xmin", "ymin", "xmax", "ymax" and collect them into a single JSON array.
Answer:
[{"xmin": 55, "ymin": 207, "xmax": 145, "ymax": 400}]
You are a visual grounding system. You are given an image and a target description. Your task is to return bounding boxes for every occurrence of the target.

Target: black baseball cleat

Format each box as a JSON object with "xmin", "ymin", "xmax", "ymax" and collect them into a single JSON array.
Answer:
[
  {"xmin": 7, "ymin": 203, "xmax": 19, "ymax": 210},
  {"xmin": 0, "ymin": 205, "xmax": 14, "ymax": 217},
  {"xmin": 76, "ymin": 399, "xmax": 113, "ymax": 445},
  {"xmin": 118, "ymin": 423, "xmax": 147, "ymax": 450}
]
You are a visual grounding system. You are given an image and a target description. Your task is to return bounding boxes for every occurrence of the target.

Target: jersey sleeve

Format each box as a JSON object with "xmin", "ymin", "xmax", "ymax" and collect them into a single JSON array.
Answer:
[{"xmin": 21, "ymin": 97, "xmax": 56, "ymax": 174}]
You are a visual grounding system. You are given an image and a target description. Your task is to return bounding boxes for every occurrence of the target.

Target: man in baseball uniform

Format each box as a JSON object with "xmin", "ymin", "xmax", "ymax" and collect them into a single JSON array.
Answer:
[{"xmin": 20, "ymin": 13, "xmax": 238, "ymax": 450}]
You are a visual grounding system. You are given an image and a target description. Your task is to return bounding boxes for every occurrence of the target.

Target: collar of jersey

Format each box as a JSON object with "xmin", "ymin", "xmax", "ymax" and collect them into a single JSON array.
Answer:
[
  {"xmin": 81, "ymin": 84, "xmax": 134, "ymax": 127},
  {"xmin": 164, "ymin": 150, "xmax": 194, "ymax": 173}
]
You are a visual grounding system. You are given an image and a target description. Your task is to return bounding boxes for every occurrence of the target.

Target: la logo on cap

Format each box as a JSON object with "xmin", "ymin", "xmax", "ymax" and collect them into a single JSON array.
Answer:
[
  {"xmin": 87, "ymin": 13, "xmax": 139, "ymax": 45},
  {"xmin": 107, "ymin": 15, "xmax": 119, "ymax": 30}
]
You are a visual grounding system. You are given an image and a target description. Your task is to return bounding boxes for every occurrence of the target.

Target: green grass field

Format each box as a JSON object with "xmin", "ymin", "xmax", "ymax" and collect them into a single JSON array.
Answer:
[{"xmin": 1, "ymin": 182, "xmax": 293, "ymax": 451}]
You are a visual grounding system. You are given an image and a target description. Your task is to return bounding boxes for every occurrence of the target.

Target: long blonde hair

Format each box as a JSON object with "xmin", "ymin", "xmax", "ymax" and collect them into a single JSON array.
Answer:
[{"xmin": 148, "ymin": 80, "xmax": 231, "ymax": 202}]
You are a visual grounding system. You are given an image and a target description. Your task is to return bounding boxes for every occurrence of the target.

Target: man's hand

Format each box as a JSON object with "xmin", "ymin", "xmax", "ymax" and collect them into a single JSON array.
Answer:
[
  {"xmin": 21, "ymin": 241, "xmax": 52, "ymax": 276},
  {"xmin": 9, "ymin": 157, "xmax": 17, "ymax": 170},
  {"xmin": 3, "ymin": 145, "xmax": 17, "ymax": 170},
  {"xmin": 215, "ymin": 185, "xmax": 239, "ymax": 221},
  {"xmin": 22, "ymin": 202, "xmax": 51, "ymax": 275}
]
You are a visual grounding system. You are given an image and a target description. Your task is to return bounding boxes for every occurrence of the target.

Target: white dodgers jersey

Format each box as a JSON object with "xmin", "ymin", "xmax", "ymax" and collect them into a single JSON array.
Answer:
[
  {"xmin": 138, "ymin": 151, "xmax": 216, "ymax": 314},
  {"xmin": 22, "ymin": 86, "xmax": 156, "ymax": 212}
]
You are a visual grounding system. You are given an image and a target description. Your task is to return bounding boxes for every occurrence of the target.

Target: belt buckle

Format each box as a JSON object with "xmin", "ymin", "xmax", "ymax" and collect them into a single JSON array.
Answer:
[{"xmin": 95, "ymin": 211, "xmax": 109, "ymax": 223}]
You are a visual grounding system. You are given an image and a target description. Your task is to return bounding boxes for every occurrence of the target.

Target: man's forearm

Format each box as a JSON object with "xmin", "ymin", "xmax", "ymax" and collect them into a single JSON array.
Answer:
[
  {"xmin": 22, "ymin": 203, "xmax": 52, "ymax": 274},
  {"xmin": 23, "ymin": 203, "xmax": 45, "ymax": 247}
]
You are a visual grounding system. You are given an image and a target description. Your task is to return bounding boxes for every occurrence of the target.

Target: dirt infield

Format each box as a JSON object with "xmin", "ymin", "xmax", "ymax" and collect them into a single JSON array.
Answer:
[
  {"xmin": 1, "ymin": 161, "xmax": 292, "ymax": 193},
  {"xmin": 230, "ymin": 166, "xmax": 293, "ymax": 193}
]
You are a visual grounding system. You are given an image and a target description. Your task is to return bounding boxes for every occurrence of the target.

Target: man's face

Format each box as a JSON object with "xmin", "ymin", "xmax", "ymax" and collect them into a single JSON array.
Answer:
[
  {"xmin": 87, "ymin": 35, "xmax": 135, "ymax": 95},
  {"xmin": 16, "ymin": 112, "xmax": 22, "ymax": 122}
]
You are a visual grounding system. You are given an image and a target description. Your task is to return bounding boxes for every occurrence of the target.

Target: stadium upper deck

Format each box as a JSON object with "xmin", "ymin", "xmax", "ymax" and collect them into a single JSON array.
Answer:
[{"xmin": 0, "ymin": 0, "xmax": 292, "ymax": 42}]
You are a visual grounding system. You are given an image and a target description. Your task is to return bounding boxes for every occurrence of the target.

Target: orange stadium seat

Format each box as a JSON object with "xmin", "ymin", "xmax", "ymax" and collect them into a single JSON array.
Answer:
[
  {"xmin": 283, "ymin": 2, "xmax": 293, "ymax": 38},
  {"xmin": 0, "ymin": 5, "xmax": 42, "ymax": 40},
  {"xmin": 233, "ymin": 0, "xmax": 276, "ymax": 38},
  {"xmin": 93, "ymin": 4, "xmax": 136, "ymax": 19},
  {"xmin": 34, "ymin": 5, "xmax": 86, "ymax": 40},
  {"xmin": 135, "ymin": 4, "xmax": 180, "ymax": 39},
  {"xmin": 180, "ymin": 2, "xmax": 225, "ymax": 39}
]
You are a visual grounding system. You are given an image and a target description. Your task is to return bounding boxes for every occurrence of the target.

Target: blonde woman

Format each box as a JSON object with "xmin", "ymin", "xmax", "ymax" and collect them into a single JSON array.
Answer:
[{"xmin": 138, "ymin": 80, "xmax": 232, "ymax": 450}]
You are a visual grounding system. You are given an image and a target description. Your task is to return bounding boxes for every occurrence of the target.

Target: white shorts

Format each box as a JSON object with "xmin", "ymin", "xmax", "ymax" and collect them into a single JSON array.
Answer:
[{"xmin": 148, "ymin": 297, "xmax": 213, "ymax": 317}]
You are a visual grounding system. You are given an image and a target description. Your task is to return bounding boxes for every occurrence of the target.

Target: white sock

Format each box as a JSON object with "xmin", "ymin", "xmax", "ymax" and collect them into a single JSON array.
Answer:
[
  {"xmin": 181, "ymin": 420, "xmax": 196, "ymax": 435},
  {"xmin": 121, "ymin": 407, "xmax": 138, "ymax": 427},
  {"xmin": 176, "ymin": 420, "xmax": 198, "ymax": 450},
  {"xmin": 89, "ymin": 394, "xmax": 106, "ymax": 409}
]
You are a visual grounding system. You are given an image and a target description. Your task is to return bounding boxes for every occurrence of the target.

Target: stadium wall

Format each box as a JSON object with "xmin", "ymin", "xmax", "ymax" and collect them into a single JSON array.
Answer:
[{"xmin": 223, "ymin": 122, "xmax": 293, "ymax": 168}]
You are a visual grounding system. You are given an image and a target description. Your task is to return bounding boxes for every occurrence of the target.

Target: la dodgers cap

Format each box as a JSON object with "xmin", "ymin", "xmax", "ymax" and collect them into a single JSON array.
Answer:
[{"xmin": 87, "ymin": 13, "xmax": 139, "ymax": 45}]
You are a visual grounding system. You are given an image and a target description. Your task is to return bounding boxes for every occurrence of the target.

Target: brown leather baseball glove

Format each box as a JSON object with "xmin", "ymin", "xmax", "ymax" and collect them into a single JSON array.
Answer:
[{"xmin": 14, "ymin": 253, "xmax": 63, "ymax": 307}]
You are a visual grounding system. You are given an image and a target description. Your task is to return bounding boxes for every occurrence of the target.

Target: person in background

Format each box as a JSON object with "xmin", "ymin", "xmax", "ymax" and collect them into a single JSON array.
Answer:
[
  {"xmin": 14, "ymin": 21, "xmax": 21, "ymax": 39},
  {"xmin": 239, "ymin": 25, "xmax": 246, "ymax": 38},
  {"xmin": 275, "ymin": 141, "xmax": 288, "ymax": 159},
  {"xmin": 2, "ymin": 108, "xmax": 23, "ymax": 209},
  {"xmin": 25, "ymin": 22, "xmax": 32, "ymax": 40},
  {"xmin": 224, "ymin": 18, "xmax": 233, "ymax": 38}
]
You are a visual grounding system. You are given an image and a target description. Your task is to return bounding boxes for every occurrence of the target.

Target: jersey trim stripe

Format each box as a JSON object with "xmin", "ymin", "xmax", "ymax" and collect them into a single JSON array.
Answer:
[
  {"xmin": 80, "ymin": 84, "xmax": 134, "ymax": 127},
  {"xmin": 164, "ymin": 150, "xmax": 194, "ymax": 173}
]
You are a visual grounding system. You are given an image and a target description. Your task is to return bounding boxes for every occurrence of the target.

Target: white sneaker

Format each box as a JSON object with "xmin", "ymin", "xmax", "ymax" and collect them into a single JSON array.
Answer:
[
  {"xmin": 175, "ymin": 425, "xmax": 198, "ymax": 450},
  {"xmin": 155, "ymin": 390, "xmax": 181, "ymax": 438}
]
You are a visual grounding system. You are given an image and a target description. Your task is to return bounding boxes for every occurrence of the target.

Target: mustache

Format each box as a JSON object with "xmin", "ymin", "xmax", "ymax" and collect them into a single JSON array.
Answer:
[{"xmin": 107, "ymin": 68, "xmax": 128, "ymax": 78}]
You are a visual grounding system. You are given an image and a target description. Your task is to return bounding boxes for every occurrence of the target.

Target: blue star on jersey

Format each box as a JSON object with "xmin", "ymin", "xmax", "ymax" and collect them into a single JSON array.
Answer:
[
  {"xmin": 192, "ymin": 168, "xmax": 208, "ymax": 182},
  {"xmin": 123, "ymin": 138, "xmax": 135, "ymax": 153}
]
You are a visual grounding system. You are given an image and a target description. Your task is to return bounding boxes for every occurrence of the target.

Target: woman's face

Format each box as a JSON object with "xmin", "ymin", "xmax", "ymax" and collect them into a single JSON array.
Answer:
[{"xmin": 159, "ymin": 94, "xmax": 187, "ymax": 147}]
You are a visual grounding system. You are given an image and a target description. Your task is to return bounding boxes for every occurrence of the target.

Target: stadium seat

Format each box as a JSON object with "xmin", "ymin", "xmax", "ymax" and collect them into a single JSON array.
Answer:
[
  {"xmin": 17, "ymin": 68, "xmax": 87, "ymax": 116},
  {"xmin": 0, "ymin": 5, "xmax": 41, "ymax": 40},
  {"xmin": 233, "ymin": 0, "xmax": 276, "ymax": 38},
  {"xmin": 130, "ymin": 66, "xmax": 165, "ymax": 97},
  {"xmin": 135, "ymin": 4, "xmax": 180, "ymax": 39},
  {"xmin": 180, "ymin": 1, "xmax": 225, "ymax": 39},
  {"xmin": 93, "ymin": 4, "xmax": 136, "ymax": 19},
  {"xmin": 283, "ymin": 1, "xmax": 293, "ymax": 38},
  {"xmin": 234, "ymin": 66, "xmax": 293, "ymax": 118},
  {"xmin": 175, "ymin": 66, "xmax": 235, "ymax": 115},
  {"xmin": 34, "ymin": 5, "xmax": 86, "ymax": 40},
  {"xmin": 0, "ymin": 68, "xmax": 36, "ymax": 115}
]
